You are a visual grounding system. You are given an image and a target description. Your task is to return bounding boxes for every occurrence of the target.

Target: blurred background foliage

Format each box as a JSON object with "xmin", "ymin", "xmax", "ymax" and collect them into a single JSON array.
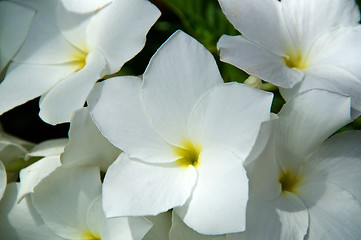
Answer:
[{"xmin": 0, "ymin": 0, "xmax": 360, "ymax": 143}]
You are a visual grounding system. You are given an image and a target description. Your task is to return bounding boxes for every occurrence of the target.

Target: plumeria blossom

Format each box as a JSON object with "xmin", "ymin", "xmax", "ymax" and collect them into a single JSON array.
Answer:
[
  {"xmin": 0, "ymin": 0, "xmax": 160, "ymax": 124},
  {"xmin": 61, "ymin": 107, "xmax": 121, "ymax": 172},
  {"xmin": 236, "ymin": 89, "xmax": 361, "ymax": 240},
  {"xmin": 0, "ymin": 166, "xmax": 152, "ymax": 240},
  {"xmin": 217, "ymin": 0, "xmax": 361, "ymax": 116},
  {"xmin": 30, "ymin": 166, "xmax": 152, "ymax": 240},
  {"xmin": 0, "ymin": 1, "xmax": 34, "ymax": 73},
  {"xmin": 89, "ymin": 30, "xmax": 273, "ymax": 235}
]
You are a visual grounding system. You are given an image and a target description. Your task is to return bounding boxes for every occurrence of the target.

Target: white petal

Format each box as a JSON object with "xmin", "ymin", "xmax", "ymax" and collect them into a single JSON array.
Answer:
[
  {"xmin": 87, "ymin": 196, "xmax": 151, "ymax": 240},
  {"xmin": 0, "ymin": 161, "xmax": 6, "ymax": 200},
  {"xmin": 32, "ymin": 166, "xmax": 102, "ymax": 239},
  {"xmin": 170, "ymin": 211, "xmax": 223, "ymax": 240},
  {"xmin": 87, "ymin": 0, "xmax": 160, "ymax": 73},
  {"xmin": 0, "ymin": 131, "xmax": 34, "ymax": 151},
  {"xmin": 300, "ymin": 130, "xmax": 361, "ymax": 202},
  {"xmin": 175, "ymin": 148, "xmax": 248, "ymax": 235},
  {"xmin": 56, "ymin": 2, "xmax": 92, "ymax": 52},
  {"xmin": 142, "ymin": 30, "xmax": 223, "ymax": 145},
  {"xmin": 39, "ymin": 49, "xmax": 106, "ymax": 124},
  {"xmin": 122, "ymin": 217, "xmax": 153, "ymax": 240},
  {"xmin": 101, "ymin": 216, "xmax": 153, "ymax": 240},
  {"xmin": 18, "ymin": 156, "xmax": 61, "ymax": 202},
  {"xmin": 61, "ymin": 108, "xmax": 121, "ymax": 172},
  {"xmin": 60, "ymin": 0, "xmax": 111, "ymax": 13},
  {"xmin": 218, "ymin": 0, "xmax": 292, "ymax": 56},
  {"xmin": 245, "ymin": 193, "xmax": 309, "ymax": 240},
  {"xmin": 0, "ymin": 183, "xmax": 63, "ymax": 240},
  {"xmin": 102, "ymin": 153, "xmax": 197, "ymax": 217},
  {"xmin": 0, "ymin": 63, "xmax": 75, "ymax": 115},
  {"xmin": 280, "ymin": 72, "xmax": 361, "ymax": 118},
  {"xmin": 307, "ymin": 26, "xmax": 361, "ymax": 80},
  {"xmin": 0, "ymin": 1, "xmax": 34, "ymax": 71},
  {"xmin": 282, "ymin": 0, "xmax": 360, "ymax": 51},
  {"xmin": 89, "ymin": 76, "xmax": 177, "ymax": 164},
  {"xmin": 26, "ymin": 138, "xmax": 68, "ymax": 159},
  {"xmin": 86, "ymin": 196, "xmax": 105, "ymax": 238},
  {"xmin": 188, "ymin": 82, "xmax": 272, "ymax": 158},
  {"xmin": 245, "ymin": 121, "xmax": 282, "ymax": 201},
  {"xmin": 217, "ymin": 35, "xmax": 304, "ymax": 88},
  {"xmin": 143, "ymin": 212, "xmax": 172, "ymax": 240},
  {"xmin": 13, "ymin": 0, "xmax": 82, "ymax": 65},
  {"xmin": 276, "ymin": 89, "xmax": 351, "ymax": 172},
  {"xmin": 298, "ymin": 182, "xmax": 361, "ymax": 240},
  {"xmin": 0, "ymin": 143, "xmax": 27, "ymax": 168}
]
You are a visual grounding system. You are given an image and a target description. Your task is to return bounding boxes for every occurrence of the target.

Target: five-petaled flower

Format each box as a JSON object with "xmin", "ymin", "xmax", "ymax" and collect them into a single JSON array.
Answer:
[
  {"xmin": 89, "ymin": 31, "xmax": 273, "ymax": 235},
  {"xmin": 0, "ymin": 0, "xmax": 160, "ymax": 124},
  {"xmin": 217, "ymin": 0, "xmax": 361, "ymax": 117},
  {"xmin": 237, "ymin": 89, "xmax": 361, "ymax": 240}
]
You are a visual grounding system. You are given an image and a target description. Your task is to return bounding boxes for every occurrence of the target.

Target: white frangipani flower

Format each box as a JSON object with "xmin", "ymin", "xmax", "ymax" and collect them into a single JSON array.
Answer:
[
  {"xmin": 61, "ymin": 107, "xmax": 121, "ymax": 172},
  {"xmin": 0, "ymin": 0, "xmax": 160, "ymax": 124},
  {"xmin": 31, "ymin": 166, "xmax": 152, "ymax": 240},
  {"xmin": 0, "ymin": 1, "xmax": 34, "ymax": 73},
  {"xmin": 89, "ymin": 31, "xmax": 273, "ymax": 235},
  {"xmin": 217, "ymin": 0, "xmax": 361, "ymax": 116},
  {"xmin": 240, "ymin": 89, "xmax": 361, "ymax": 240}
]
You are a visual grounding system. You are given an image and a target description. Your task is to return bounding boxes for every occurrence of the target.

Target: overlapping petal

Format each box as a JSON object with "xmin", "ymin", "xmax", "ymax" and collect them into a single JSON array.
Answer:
[
  {"xmin": 218, "ymin": 0, "xmax": 291, "ymax": 56},
  {"xmin": 0, "ymin": 63, "xmax": 76, "ymax": 115},
  {"xmin": 245, "ymin": 193, "xmax": 309, "ymax": 240},
  {"xmin": 39, "ymin": 50, "xmax": 106, "ymax": 124},
  {"xmin": 0, "ymin": 1, "xmax": 34, "ymax": 72},
  {"xmin": 102, "ymin": 153, "xmax": 197, "ymax": 217},
  {"xmin": 282, "ymin": 0, "xmax": 360, "ymax": 51},
  {"xmin": 89, "ymin": 76, "xmax": 177, "ymax": 164},
  {"xmin": 169, "ymin": 212, "xmax": 226, "ymax": 240},
  {"xmin": 217, "ymin": 35, "xmax": 303, "ymax": 88},
  {"xmin": 142, "ymin": 30, "xmax": 223, "ymax": 145},
  {"xmin": 297, "ymin": 182, "xmax": 361, "ymax": 240},
  {"xmin": 299, "ymin": 130, "xmax": 361, "ymax": 202},
  {"xmin": 18, "ymin": 157, "xmax": 61, "ymax": 202},
  {"xmin": 175, "ymin": 148, "xmax": 248, "ymax": 234},
  {"xmin": 32, "ymin": 166, "xmax": 102, "ymax": 239},
  {"xmin": 60, "ymin": 0, "xmax": 111, "ymax": 13},
  {"xmin": 13, "ymin": 0, "xmax": 82, "ymax": 65},
  {"xmin": 0, "ymin": 183, "xmax": 64, "ymax": 240},
  {"xmin": 276, "ymin": 89, "xmax": 351, "ymax": 172},
  {"xmin": 87, "ymin": 0, "xmax": 161, "ymax": 73},
  {"xmin": 61, "ymin": 108, "xmax": 121, "ymax": 171},
  {"xmin": 188, "ymin": 82, "xmax": 272, "ymax": 158},
  {"xmin": 143, "ymin": 212, "xmax": 172, "ymax": 240}
]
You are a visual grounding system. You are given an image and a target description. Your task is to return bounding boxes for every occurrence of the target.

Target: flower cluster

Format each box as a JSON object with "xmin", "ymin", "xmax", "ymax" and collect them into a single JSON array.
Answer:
[{"xmin": 0, "ymin": 0, "xmax": 361, "ymax": 239}]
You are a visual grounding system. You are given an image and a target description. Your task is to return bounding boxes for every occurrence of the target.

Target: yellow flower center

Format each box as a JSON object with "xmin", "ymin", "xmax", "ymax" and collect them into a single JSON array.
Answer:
[
  {"xmin": 174, "ymin": 139, "xmax": 202, "ymax": 168},
  {"xmin": 82, "ymin": 231, "xmax": 101, "ymax": 240},
  {"xmin": 283, "ymin": 50, "xmax": 308, "ymax": 70},
  {"xmin": 72, "ymin": 50, "xmax": 88, "ymax": 72},
  {"xmin": 278, "ymin": 170, "xmax": 301, "ymax": 194}
]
